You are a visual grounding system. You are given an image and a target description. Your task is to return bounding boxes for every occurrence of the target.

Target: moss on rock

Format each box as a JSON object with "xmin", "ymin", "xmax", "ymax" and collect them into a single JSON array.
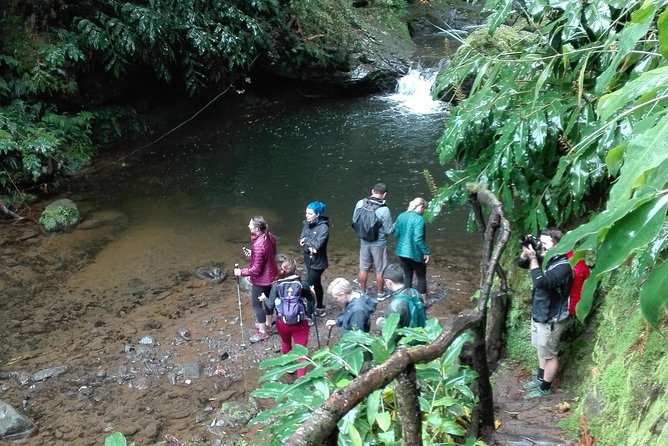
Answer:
[{"xmin": 39, "ymin": 198, "xmax": 80, "ymax": 232}]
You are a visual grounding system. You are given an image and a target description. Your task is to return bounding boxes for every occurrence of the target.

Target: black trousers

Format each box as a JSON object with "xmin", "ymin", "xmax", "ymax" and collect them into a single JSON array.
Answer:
[{"xmin": 397, "ymin": 256, "xmax": 427, "ymax": 294}]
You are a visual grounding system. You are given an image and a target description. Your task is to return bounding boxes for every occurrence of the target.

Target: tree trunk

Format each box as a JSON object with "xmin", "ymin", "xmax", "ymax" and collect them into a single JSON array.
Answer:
[
  {"xmin": 486, "ymin": 291, "xmax": 509, "ymax": 370},
  {"xmin": 395, "ymin": 364, "xmax": 422, "ymax": 445}
]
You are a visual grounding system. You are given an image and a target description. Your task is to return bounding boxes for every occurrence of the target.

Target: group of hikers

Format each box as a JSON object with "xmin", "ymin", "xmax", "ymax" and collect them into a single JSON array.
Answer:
[
  {"xmin": 223, "ymin": 179, "xmax": 588, "ymax": 397},
  {"xmin": 231, "ymin": 182, "xmax": 430, "ymax": 377}
]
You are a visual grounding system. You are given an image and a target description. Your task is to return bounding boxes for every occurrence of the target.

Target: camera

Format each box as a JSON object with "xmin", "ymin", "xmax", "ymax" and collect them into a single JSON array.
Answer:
[{"xmin": 519, "ymin": 234, "xmax": 543, "ymax": 252}]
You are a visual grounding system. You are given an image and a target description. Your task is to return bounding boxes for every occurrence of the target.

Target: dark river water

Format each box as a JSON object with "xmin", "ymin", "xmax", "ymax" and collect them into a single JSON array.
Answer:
[{"xmin": 69, "ymin": 75, "xmax": 480, "ymax": 282}]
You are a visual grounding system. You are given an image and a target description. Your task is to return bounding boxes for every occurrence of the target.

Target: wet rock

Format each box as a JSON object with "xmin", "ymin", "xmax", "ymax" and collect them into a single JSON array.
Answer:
[
  {"xmin": 171, "ymin": 409, "xmax": 191, "ymax": 420},
  {"xmin": 33, "ymin": 365, "xmax": 67, "ymax": 382},
  {"xmin": 171, "ymin": 361, "xmax": 201, "ymax": 380},
  {"xmin": 177, "ymin": 328, "xmax": 191, "ymax": 342},
  {"xmin": 128, "ymin": 278, "xmax": 149, "ymax": 295},
  {"xmin": 141, "ymin": 421, "xmax": 161, "ymax": 441},
  {"xmin": 214, "ymin": 401, "xmax": 253, "ymax": 428},
  {"xmin": 138, "ymin": 335, "xmax": 155, "ymax": 345},
  {"xmin": 0, "ymin": 400, "xmax": 37, "ymax": 441},
  {"xmin": 39, "ymin": 199, "xmax": 80, "ymax": 232},
  {"xmin": 78, "ymin": 385, "xmax": 94, "ymax": 396},
  {"xmin": 195, "ymin": 266, "xmax": 227, "ymax": 284},
  {"xmin": 119, "ymin": 422, "xmax": 140, "ymax": 437}
]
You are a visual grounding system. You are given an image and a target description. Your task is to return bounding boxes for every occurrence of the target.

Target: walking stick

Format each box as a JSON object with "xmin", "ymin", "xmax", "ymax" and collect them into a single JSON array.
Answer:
[
  {"xmin": 235, "ymin": 263, "xmax": 244, "ymax": 343},
  {"xmin": 310, "ymin": 286, "xmax": 321, "ymax": 349},
  {"xmin": 326, "ymin": 325, "xmax": 334, "ymax": 347}
]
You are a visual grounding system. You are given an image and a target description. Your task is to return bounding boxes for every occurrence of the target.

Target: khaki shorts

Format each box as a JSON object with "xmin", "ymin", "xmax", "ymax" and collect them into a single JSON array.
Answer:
[
  {"xmin": 359, "ymin": 243, "xmax": 388, "ymax": 274},
  {"xmin": 531, "ymin": 319, "xmax": 566, "ymax": 359}
]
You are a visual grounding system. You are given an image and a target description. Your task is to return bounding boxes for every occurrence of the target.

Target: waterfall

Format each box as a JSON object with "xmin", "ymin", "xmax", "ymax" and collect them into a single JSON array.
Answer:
[{"xmin": 385, "ymin": 66, "xmax": 446, "ymax": 114}]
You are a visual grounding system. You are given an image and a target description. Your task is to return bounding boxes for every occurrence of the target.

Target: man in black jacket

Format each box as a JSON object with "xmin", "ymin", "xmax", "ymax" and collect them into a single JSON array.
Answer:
[{"xmin": 518, "ymin": 228, "xmax": 573, "ymax": 399}]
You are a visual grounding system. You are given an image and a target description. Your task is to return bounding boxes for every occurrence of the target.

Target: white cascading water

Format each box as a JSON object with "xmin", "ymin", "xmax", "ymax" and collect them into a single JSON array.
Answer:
[{"xmin": 386, "ymin": 66, "xmax": 446, "ymax": 114}]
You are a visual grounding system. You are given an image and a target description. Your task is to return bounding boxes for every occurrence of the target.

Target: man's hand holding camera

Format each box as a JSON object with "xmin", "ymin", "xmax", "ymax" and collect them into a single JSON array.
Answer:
[{"xmin": 520, "ymin": 234, "xmax": 542, "ymax": 269}]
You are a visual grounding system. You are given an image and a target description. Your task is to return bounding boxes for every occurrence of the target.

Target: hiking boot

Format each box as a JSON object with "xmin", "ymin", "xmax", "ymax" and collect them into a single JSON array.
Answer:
[
  {"xmin": 314, "ymin": 307, "xmax": 327, "ymax": 317},
  {"xmin": 307, "ymin": 318, "xmax": 314, "ymax": 327},
  {"xmin": 249, "ymin": 330, "xmax": 269, "ymax": 343},
  {"xmin": 522, "ymin": 378, "xmax": 542, "ymax": 391},
  {"xmin": 524, "ymin": 387, "xmax": 551, "ymax": 399},
  {"xmin": 264, "ymin": 321, "xmax": 276, "ymax": 335},
  {"xmin": 375, "ymin": 292, "xmax": 389, "ymax": 302}
]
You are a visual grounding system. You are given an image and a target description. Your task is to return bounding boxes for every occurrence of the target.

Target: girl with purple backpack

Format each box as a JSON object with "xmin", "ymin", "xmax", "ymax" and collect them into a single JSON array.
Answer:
[{"xmin": 263, "ymin": 255, "xmax": 313, "ymax": 377}]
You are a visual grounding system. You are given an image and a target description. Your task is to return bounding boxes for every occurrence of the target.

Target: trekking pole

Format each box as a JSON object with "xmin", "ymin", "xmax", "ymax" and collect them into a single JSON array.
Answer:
[
  {"xmin": 326, "ymin": 325, "xmax": 334, "ymax": 347},
  {"xmin": 310, "ymin": 286, "xmax": 321, "ymax": 349},
  {"xmin": 235, "ymin": 263, "xmax": 244, "ymax": 343}
]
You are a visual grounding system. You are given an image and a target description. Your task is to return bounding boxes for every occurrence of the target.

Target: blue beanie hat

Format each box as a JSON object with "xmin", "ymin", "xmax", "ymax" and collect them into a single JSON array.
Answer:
[{"xmin": 307, "ymin": 201, "xmax": 326, "ymax": 216}]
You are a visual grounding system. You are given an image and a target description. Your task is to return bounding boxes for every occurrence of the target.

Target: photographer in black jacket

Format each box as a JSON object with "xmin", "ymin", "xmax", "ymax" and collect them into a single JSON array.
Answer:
[{"xmin": 518, "ymin": 228, "xmax": 573, "ymax": 399}]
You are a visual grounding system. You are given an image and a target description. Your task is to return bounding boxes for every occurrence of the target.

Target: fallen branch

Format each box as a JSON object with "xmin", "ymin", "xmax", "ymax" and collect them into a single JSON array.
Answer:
[{"xmin": 0, "ymin": 201, "xmax": 25, "ymax": 221}]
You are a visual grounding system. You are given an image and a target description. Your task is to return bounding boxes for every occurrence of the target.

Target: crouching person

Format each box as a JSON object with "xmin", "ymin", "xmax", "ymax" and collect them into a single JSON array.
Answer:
[
  {"xmin": 325, "ymin": 278, "xmax": 377, "ymax": 334},
  {"xmin": 376, "ymin": 263, "xmax": 427, "ymax": 330}
]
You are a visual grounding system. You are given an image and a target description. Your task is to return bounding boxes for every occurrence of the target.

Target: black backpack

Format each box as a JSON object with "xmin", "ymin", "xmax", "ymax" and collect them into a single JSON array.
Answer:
[
  {"xmin": 275, "ymin": 278, "xmax": 307, "ymax": 325},
  {"xmin": 351, "ymin": 198, "xmax": 386, "ymax": 242}
]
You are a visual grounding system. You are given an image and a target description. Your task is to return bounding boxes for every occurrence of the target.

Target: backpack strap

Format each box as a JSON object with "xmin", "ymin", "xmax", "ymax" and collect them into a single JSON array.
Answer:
[{"xmin": 548, "ymin": 256, "xmax": 573, "ymax": 322}]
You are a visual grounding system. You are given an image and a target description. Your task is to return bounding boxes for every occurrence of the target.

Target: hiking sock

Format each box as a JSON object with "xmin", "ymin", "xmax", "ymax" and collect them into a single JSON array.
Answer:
[
  {"xmin": 538, "ymin": 368, "xmax": 545, "ymax": 381},
  {"xmin": 539, "ymin": 380, "xmax": 552, "ymax": 392}
]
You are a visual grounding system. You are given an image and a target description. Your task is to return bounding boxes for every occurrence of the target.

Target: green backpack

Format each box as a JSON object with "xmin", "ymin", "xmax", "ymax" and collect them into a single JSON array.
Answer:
[{"xmin": 394, "ymin": 289, "xmax": 426, "ymax": 328}]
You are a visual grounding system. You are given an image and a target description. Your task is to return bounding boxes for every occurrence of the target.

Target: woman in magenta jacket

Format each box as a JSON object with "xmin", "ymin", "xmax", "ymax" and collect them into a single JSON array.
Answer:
[{"xmin": 234, "ymin": 216, "xmax": 279, "ymax": 343}]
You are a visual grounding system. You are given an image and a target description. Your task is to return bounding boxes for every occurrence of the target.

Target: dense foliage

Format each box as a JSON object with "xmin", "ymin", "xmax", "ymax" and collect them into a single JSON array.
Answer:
[
  {"xmin": 0, "ymin": 0, "xmax": 363, "ymax": 202},
  {"xmin": 432, "ymin": 0, "xmax": 668, "ymax": 326},
  {"xmin": 250, "ymin": 315, "xmax": 483, "ymax": 446}
]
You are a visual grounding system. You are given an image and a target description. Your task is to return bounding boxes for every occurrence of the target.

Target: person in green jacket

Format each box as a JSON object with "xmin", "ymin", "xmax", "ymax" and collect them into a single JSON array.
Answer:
[{"xmin": 393, "ymin": 197, "xmax": 430, "ymax": 302}]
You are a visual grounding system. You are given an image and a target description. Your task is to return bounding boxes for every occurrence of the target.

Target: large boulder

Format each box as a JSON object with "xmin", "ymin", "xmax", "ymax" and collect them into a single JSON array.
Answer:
[
  {"xmin": 39, "ymin": 198, "xmax": 80, "ymax": 232},
  {"xmin": 0, "ymin": 400, "xmax": 37, "ymax": 441}
]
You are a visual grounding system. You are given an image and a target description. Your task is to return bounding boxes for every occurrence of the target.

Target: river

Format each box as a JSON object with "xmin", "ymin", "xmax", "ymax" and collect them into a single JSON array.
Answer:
[{"xmin": 0, "ymin": 44, "xmax": 482, "ymax": 445}]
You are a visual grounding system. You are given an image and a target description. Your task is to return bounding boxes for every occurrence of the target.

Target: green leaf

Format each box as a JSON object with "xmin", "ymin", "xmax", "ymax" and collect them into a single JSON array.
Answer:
[
  {"xmin": 550, "ymin": 194, "xmax": 660, "ymax": 259},
  {"xmin": 486, "ymin": 0, "xmax": 514, "ymax": 35},
  {"xmin": 432, "ymin": 396, "xmax": 459, "ymax": 407},
  {"xmin": 639, "ymin": 260, "xmax": 668, "ymax": 330},
  {"xmin": 595, "ymin": 4, "xmax": 656, "ymax": 95},
  {"xmin": 593, "ymin": 192, "xmax": 668, "ymax": 276},
  {"xmin": 381, "ymin": 312, "xmax": 400, "ymax": 342},
  {"xmin": 346, "ymin": 349, "xmax": 364, "ymax": 375},
  {"xmin": 366, "ymin": 389, "xmax": 381, "ymax": 425},
  {"xmin": 346, "ymin": 420, "xmax": 363, "ymax": 446},
  {"xmin": 659, "ymin": 8, "xmax": 668, "ymax": 60},
  {"xmin": 608, "ymin": 114, "xmax": 668, "ymax": 207},
  {"xmin": 376, "ymin": 411, "xmax": 392, "ymax": 432},
  {"xmin": 370, "ymin": 337, "xmax": 391, "ymax": 363},
  {"xmin": 105, "ymin": 432, "xmax": 128, "ymax": 446},
  {"xmin": 598, "ymin": 66, "xmax": 668, "ymax": 120},
  {"xmin": 583, "ymin": 0, "xmax": 611, "ymax": 38},
  {"xmin": 605, "ymin": 143, "xmax": 627, "ymax": 176},
  {"xmin": 439, "ymin": 420, "xmax": 467, "ymax": 436}
]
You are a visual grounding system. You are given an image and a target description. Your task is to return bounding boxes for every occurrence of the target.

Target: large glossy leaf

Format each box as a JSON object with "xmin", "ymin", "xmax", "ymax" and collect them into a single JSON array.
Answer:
[
  {"xmin": 598, "ymin": 67, "xmax": 668, "ymax": 120},
  {"xmin": 583, "ymin": 0, "xmax": 611, "ymax": 38},
  {"xmin": 608, "ymin": 114, "xmax": 668, "ymax": 206},
  {"xmin": 594, "ymin": 193, "xmax": 668, "ymax": 276},
  {"xmin": 486, "ymin": 0, "xmax": 514, "ymax": 34},
  {"xmin": 659, "ymin": 8, "xmax": 668, "ymax": 59},
  {"xmin": 595, "ymin": 4, "xmax": 656, "ymax": 95},
  {"xmin": 561, "ymin": 5, "xmax": 585, "ymax": 42},
  {"xmin": 550, "ymin": 194, "xmax": 660, "ymax": 258},
  {"xmin": 639, "ymin": 260, "xmax": 668, "ymax": 330}
]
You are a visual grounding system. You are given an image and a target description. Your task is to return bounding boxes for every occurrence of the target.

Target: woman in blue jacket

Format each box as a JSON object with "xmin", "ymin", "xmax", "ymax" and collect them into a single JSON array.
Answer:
[{"xmin": 393, "ymin": 197, "xmax": 430, "ymax": 301}]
